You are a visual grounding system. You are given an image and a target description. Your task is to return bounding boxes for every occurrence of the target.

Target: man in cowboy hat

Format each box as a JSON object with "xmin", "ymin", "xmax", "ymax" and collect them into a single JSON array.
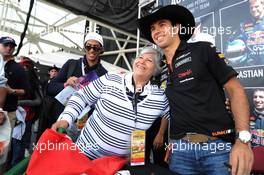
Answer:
[{"xmin": 138, "ymin": 5, "xmax": 253, "ymax": 175}]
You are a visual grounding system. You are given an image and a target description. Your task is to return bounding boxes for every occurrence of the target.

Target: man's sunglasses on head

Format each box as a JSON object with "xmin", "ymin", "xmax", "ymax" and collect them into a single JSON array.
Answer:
[{"xmin": 85, "ymin": 44, "xmax": 102, "ymax": 52}]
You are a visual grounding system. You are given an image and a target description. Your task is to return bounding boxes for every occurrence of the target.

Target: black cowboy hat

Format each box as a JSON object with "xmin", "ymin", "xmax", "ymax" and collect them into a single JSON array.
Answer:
[{"xmin": 137, "ymin": 5, "xmax": 195, "ymax": 42}]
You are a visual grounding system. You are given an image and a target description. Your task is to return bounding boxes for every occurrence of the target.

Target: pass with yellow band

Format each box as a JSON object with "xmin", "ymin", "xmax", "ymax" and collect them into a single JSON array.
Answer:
[{"xmin": 130, "ymin": 130, "xmax": 146, "ymax": 166}]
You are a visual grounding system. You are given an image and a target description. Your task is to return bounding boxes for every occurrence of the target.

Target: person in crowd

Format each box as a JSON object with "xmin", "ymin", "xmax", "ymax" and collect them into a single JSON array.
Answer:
[
  {"xmin": 36, "ymin": 65, "xmax": 59, "ymax": 141},
  {"xmin": 0, "ymin": 54, "xmax": 7, "ymax": 125},
  {"xmin": 226, "ymin": 0, "xmax": 264, "ymax": 66},
  {"xmin": 138, "ymin": 4, "xmax": 253, "ymax": 175},
  {"xmin": 0, "ymin": 54, "xmax": 8, "ymax": 174},
  {"xmin": 250, "ymin": 89, "xmax": 264, "ymax": 147},
  {"xmin": 48, "ymin": 66, "xmax": 59, "ymax": 79},
  {"xmin": 0, "ymin": 36, "xmax": 30, "ymax": 169},
  {"xmin": 52, "ymin": 47, "xmax": 170, "ymax": 160},
  {"xmin": 0, "ymin": 36, "xmax": 30, "ymax": 129},
  {"xmin": 46, "ymin": 32, "xmax": 107, "ymax": 127},
  {"xmin": 9, "ymin": 57, "xmax": 43, "ymax": 166},
  {"xmin": 41, "ymin": 65, "xmax": 59, "ymax": 96}
]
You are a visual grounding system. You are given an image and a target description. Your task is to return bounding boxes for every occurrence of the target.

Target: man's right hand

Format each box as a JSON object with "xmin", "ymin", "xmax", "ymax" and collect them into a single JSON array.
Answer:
[
  {"xmin": 65, "ymin": 76, "xmax": 79, "ymax": 87},
  {"xmin": 51, "ymin": 120, "xmax": 69, "ymax": 131}
]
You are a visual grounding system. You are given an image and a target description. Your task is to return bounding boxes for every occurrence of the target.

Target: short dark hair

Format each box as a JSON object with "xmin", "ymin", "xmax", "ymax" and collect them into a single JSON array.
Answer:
[{"xmin": 48, "ymin": 66, "xmax": 59, "ymax": 72}]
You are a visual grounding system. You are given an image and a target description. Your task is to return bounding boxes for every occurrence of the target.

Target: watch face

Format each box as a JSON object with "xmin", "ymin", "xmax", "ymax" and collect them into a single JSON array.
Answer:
[{"xmin": 239, "ymin": 131, "xmax": 252, "ymax": 143}]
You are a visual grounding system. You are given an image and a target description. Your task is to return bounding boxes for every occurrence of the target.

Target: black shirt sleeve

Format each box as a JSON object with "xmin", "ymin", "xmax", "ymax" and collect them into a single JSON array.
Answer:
[{"xmin": 206, "ymin": 44, "xmax": 238, "ymax": 85}]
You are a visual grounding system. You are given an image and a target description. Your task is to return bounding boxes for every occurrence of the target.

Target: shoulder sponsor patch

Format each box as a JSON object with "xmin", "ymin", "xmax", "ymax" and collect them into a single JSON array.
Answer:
[
  {"xmin": 175, "ymin": 57, "xmax": 191, "ymax": 68},
  {"xmin": 218, "ymin": 53, "xmax": 225, "ymax": 59}
]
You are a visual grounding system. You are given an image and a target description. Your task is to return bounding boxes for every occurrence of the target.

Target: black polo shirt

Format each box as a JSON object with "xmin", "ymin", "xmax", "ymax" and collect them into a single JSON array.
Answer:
[
  {"xmin": 164, "ymin": 41, "xmax": 237, "ymax": 139},
  {"xmin": 4, "ymin": 60, "xmax": 30, "ymax": 112}
]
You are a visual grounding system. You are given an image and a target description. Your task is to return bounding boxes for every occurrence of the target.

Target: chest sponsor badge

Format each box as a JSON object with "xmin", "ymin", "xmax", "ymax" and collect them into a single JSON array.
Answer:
[{"xmin": 218, "ymin": 53, "xmax": 225, "ymax": 59}]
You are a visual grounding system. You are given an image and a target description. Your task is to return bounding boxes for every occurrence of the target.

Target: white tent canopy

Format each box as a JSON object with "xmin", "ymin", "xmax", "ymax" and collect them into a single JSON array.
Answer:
[{"xmin": 27, "ymin": 51, "xmax": 129, "ymax": 73}]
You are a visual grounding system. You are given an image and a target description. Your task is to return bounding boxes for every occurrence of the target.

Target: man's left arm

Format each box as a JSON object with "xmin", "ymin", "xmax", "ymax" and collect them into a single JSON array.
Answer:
[{"xmin": 224, "ymin": 77, "xmax": 254, "ymax": 175}]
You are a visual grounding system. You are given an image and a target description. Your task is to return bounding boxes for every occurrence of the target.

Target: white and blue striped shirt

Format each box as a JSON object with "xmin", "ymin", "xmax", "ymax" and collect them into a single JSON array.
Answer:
[{"xmin": 59, "ymin": 72, "xmax": 170, "ymax": 159}]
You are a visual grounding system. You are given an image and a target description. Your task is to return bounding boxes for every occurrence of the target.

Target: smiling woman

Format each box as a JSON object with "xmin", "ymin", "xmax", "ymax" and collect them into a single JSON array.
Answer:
[
  {"xmin": 133, "ymin": 47, "xmax": 162, "ymax": 90},
  {"xmin": 51, "ymin": 46, "xmax": 170, "ymax": 160}
]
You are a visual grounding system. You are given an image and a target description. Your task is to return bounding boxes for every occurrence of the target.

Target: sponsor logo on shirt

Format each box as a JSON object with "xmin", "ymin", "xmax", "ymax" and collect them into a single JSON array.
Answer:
[
  {"xmin": 178, "ymin": 69, "xmax": 192, "ymax": 78},
  {"xmin": 218, "ymin": 53, "xmax": 225, "ymax": 59},
  {"xmin": 211, "ymin": 129, "xmax": 233, "ymax": 136},
  {"xmin": 175, "ymin": 52, "xmax": 190, "ymax": 61},
  {"xmin": 175, "ymin": 57, "xmax": 191, "ymax": 68},
  {"xmin": 179, "ymin": 77, "xmax": 194, "ymax": 83}
]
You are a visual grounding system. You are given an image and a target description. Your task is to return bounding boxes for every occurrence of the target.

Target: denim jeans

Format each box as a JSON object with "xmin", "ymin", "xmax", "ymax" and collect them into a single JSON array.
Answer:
[
  {"xmin": 169, "ymin": 139, "xmax": 232, "ymax": 175},
  {"xmin": 11, "ymin": 120, "xmax": 33, "ymax": 167},
  {"xmin": 11, "ymin": 138, "xmax": 24, "ymax": 167}
]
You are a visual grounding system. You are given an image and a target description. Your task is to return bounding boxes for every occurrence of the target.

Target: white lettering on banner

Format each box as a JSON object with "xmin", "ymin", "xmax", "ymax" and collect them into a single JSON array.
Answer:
[
  {"xmin": 171, "ymin": 0, "xmax": 184, "ymax": 4},
  {"xmin": 237, "ymin": 69, "xmax": 264, "ymax": 79}
]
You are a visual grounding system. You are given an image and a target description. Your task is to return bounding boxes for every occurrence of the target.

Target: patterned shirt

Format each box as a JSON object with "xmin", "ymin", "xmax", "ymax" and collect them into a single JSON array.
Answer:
[{"xmin": 59, "ymin": 72, "xmax": 170, "ymax": 159}]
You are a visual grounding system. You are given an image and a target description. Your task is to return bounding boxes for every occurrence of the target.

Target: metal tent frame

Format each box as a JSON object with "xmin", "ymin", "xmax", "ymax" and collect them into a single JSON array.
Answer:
[{"xmin": 0, "ymin": 0, "xmax": 151, "ymax": 71}]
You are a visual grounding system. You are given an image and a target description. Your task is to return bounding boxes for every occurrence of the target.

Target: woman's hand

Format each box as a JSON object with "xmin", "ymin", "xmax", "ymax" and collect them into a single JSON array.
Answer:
[{"xmin": 51, "ymin": 120, "xmax": 69, "ymax": 131}]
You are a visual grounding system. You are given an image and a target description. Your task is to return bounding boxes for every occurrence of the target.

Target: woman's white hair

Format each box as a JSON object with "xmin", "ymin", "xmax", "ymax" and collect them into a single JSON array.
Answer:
[{"xmin": 138, "ymin": 46, "xmax": 163, "ymax": 76}]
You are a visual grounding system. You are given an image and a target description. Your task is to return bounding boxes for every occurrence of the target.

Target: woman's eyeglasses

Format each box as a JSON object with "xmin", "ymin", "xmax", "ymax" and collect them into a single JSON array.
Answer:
[{"xmin": 85, "ymin": 44, "xmax": 102, "ymax": 52}]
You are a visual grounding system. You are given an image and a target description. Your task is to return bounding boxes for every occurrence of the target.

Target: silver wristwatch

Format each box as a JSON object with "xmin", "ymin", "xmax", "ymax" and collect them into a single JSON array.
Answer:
[{"xmin": 237, "ymin": 130, "xmax": 252, "ymax": 144}]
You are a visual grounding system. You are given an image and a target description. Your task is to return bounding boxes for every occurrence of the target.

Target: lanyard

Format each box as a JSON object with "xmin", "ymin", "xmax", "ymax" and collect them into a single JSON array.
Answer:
[
  {"xmin": 125, "ymin": 75, "xmax": 146, "ymax": 128},
  {"xmin": 81, "ymin": 59, "xmax": 85, "ymax": 76},
  {"xmin": 132, "ymin": 91, "xmax": 139, "ymax": 116},
  {"xmin": 132, "ymin": 77, "xmax": 140, "ymax": 116}
]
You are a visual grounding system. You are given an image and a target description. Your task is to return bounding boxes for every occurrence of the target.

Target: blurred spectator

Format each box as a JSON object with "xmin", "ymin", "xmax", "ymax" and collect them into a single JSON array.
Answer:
[
  {"xmin": 0, "ymin": 54, "xmax": 7, "ymax": 125},
  {"xmin": 250, "ymin": 89, "xmax": 264, "ymax": 147},
  {"xmin": 0, "ymin": 36, "xmax": 30, "ymax": 128},
  {"xmin": 10, "ymin": 58, "xmax": 43, "ymax": 166},
  {"xmin": 48, "ymin": 66, "xmax": 59, "ymax": 79},
  {"xmin": 0, "ymin": 36, "xmax": 30, "ymax": 169},
  {"xmin": 41, "ymin": 66, "xmax": 59, "ymax": 95},
  {"xmin": 37, "ymin": 65, "xmax": 59, "ymax": 140}
]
